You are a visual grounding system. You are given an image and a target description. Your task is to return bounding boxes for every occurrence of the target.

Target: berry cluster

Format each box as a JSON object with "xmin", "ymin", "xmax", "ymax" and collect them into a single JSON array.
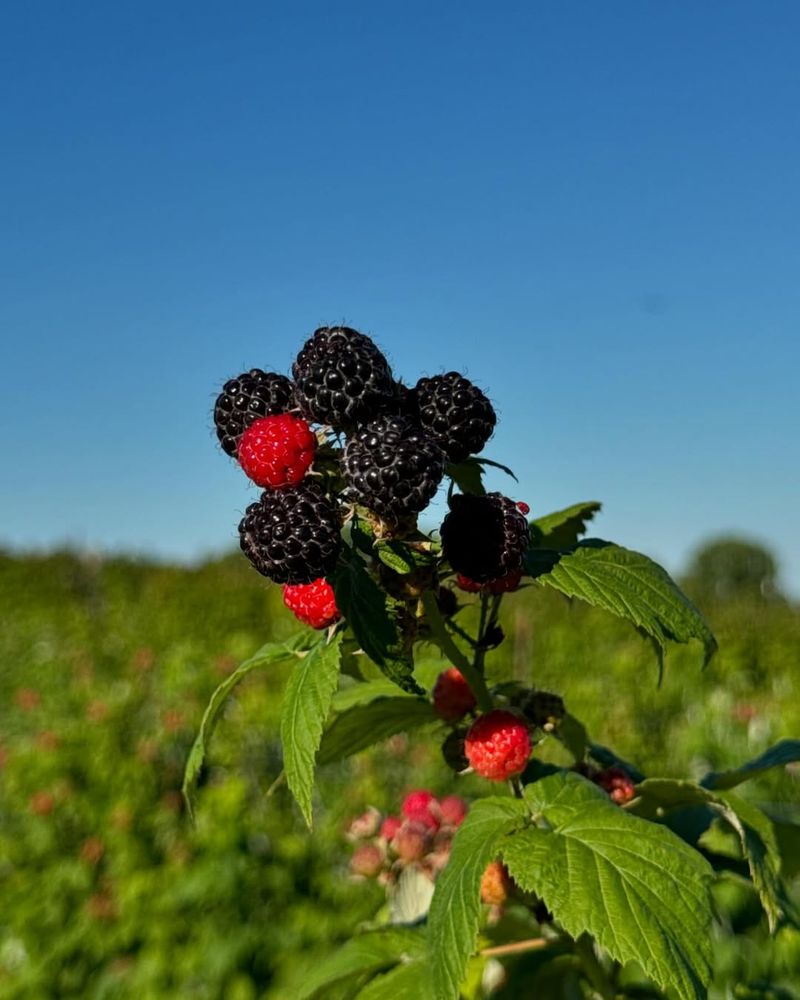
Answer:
[
  {"xmin": 347, "ymin": 790, "xmax": 468, "ymax": 886},
  {"xmin": 212, "ymin": 325, "xmax": 528, "ymax": 624}
]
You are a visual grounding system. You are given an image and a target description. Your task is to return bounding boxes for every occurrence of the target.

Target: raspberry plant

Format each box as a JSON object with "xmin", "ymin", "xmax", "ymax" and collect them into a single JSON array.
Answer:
[{"xmin": 186, "ymin": 326, "xmax": 800, "ymax": 1000}]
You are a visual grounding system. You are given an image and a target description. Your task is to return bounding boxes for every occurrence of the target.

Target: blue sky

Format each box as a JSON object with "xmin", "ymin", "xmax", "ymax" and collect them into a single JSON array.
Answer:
[{"xmin": 2, "ymin": 2, "xmax": 799, "ymax": 594}]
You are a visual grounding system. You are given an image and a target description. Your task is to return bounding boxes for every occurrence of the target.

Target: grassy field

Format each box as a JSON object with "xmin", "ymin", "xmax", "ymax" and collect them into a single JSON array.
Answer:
[{"xmin": 1, "ymin": 548, "xmax": 798, "ymax": 998}]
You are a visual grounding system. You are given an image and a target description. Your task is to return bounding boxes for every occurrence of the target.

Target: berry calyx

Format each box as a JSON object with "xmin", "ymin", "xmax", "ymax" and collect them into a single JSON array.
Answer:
[
  {"xmin": 238, "ymin": 414, "xmax": 316, "ymax": 488},
  {"xmin": 432, "ymin": 668, "xmax": 477, "ymax": 723},
  {"xmin": 464, "ymin": 710, "xmax": 531, "ymax": 781}
]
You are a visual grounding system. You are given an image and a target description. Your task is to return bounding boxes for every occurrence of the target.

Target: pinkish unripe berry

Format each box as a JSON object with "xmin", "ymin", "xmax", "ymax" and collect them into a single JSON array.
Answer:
[
  {"xmin": 347, "ymin": 806, "xmax": 382, "ymax": 840},
  {"xmin": 438, "ymin": 794, "xmax": 468, "ymax": 828},
  {"xmin": 391, "ymin": 820, "xmax": 431, "ymax": 862},
  {"xmin": 380, "ymin": 815, "xmax": 402, "ymax": 842},
  {"xmin": 350, "ymin": 843, "xmax": 385, "ymax": 878},
  {"xmin": 401, "ymin": 790, "xmax": 440, "ymax": 831}
]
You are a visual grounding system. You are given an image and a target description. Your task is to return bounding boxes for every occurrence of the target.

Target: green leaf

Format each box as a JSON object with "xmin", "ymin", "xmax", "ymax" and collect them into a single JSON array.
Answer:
[
  {"xmin": 182, "ymin": 640, "xmax": 297, "ymax": 819},
  {"xmin": 318, "ymin": 696, "xmax": 436, "ymax": 765},
  {"xmin": 634, "ymin": 778, "xmax": 793, "ymax": 931},
  {"xmin": 428, "ymin": 797, "xmax": 528, "ymax": 1000},
  {"xmin": 700, "ymin": 740, "xmax": 800, "ymax": 790},
  {"xmin": 353, "ymin": 960, "xmax": 434, "ymax": 1000},
  {"xmin": 332, "ymin": 678, "xmax": 412, "ymax": 711},
  {"xmin": 375, "ymin": 540, "xmax": 436, "ymax": 575},
  {"xmin": 532, "ymin": 540, "xmax": 717, "ymax": 667},
  {"xmin": 529, "ymin": 501, "xmax": 602, "ymax": 549},
  {"xmin": 772, "ymin": 817, "xmax": 800, "ymax": 879},
  {"xmin": 501, "ymin": 772, "xmax": 714, "ymax": 1000},
  {"xmin": 445, "ymin": 458, "xmax": 486, "ymax": 496},
  {"xmin": 474, "ymin": 456, "xmax": 518, "ymax": 481},
  {"xmin": 556, "ymin": 713, "xmax": 588, "ymax": 762},
  {"xmin": 296, "ymin": 928, "xmax": 426, "ymax": 1000},
  {"xmin": 713, "ymin": 790, "xmax": 792, "ymax": 931},
  {"xmin": 333, "ymin": 549, "xmax": 422, "ymax": 694},
  {"xmin": 280, "ymin": 634, "xmax": 343, "ymax": 827}
]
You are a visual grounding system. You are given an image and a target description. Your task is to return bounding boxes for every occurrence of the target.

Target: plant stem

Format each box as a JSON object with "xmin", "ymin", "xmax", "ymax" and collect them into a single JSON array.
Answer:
[
  {"xmin": 480, "ymin": 937, "xmax": 549, "ymax": 957},
  {"xmin": 421, "ymin": 591, "xmax": 493, "ymax": 712}
]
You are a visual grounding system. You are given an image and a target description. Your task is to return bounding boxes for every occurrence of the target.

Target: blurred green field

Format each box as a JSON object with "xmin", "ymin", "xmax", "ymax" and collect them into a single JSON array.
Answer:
[{"xmin": 1, "ymin": 547, "xmax": 798, "ymax": 998}]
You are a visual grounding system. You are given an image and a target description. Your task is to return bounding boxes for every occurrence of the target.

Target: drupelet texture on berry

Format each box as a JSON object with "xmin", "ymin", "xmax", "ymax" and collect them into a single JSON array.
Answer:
[
  {"xmin": 464, "ymin": 710, "xmax": 531, "ymax": 780},
  {"xmin": 343, "ymin": 415, "xmax": 445, "ymax": 518},
  {"xmin": 238, "ymin": 414, "xmax": 316, "ymax": 488},
  {"xmin": 432, "ymin": 668, "xmax": 477, "ymax": 723},
  {"xmin": 239, "ymin": 483, "xmax": 341, "ymax": 584},
  {"xmin": 214, "ymin": 369, "xmax": 295, "ymax": 457},
  {"xmin": 480, "ymin": 860, "xmax": 513, "ymax": 905},
  {"xmin": 441, "ymin": 493, "xmax": 529, "ymax": 582},
  {"xmin": 282, "ymin": 578, "xmax": 340, "ymax": 629},
  {"xmin": 292, "ymin": 326, "xmax": 397, "ymax": 428},
  {"xmin": 410, "ymin": 371, "xmax": 496, "ymax": 463}
]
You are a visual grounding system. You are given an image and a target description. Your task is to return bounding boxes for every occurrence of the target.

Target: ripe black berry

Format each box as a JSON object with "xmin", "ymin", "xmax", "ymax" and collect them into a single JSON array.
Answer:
[
  {"xmin": 292, "ymin": 326, "xmax": 397, "ymax": 428},
  {"xmin": 239, "ymin": 483, "xmax": 341, "ymax": 584},
  {"xmin": 410, "ymin": 372, "xmax": 496, "ymax": 463},
  {"xmin": 440, "ymin": 492, "xmax": 529, "ymax": 582},
  {"xmin": 214, "ymin": 370, "xmax": 295, "ymax": 457},
  {"xmin": 343, "ymin": 416, "xmax": 445, "ymax": 519}
]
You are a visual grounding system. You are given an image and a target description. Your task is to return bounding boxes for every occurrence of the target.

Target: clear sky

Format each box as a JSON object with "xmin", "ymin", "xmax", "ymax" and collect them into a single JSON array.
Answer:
[{"xmin": 2, "ymin": 2, "xmax": 799, "ymax": 594}]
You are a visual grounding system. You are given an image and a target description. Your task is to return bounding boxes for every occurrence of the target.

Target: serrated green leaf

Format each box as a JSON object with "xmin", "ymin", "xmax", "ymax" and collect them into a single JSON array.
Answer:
[
  {"xmin": 446, "ymin": 458, "xmax": 486, "ymax": 496},
  {"xmin": 280, "ymin": 634, "xmax": 343, "ymax": 827},
  {"xmin": 353, "ymin": 959, "xmax": 434, "ymax": 1000},
  {"xmin": 428, "ymin": 797, "xmax": 528, "ymax": 1000},
  {"xmin": 533, "ymin": 540, "xmax": 717, "ymax": 668},
  {"xmin": 318, "ymin": 696, "xmax": 436, "ymax": 765},
  {"xmin": 529, "ymin": 501, "xmax": 602, "ymax": 550},
  {"xmin": 633, "ymin": 778, "xmax": 793, "ymax": 931},
  {"xmin": 714, "ymin": 790, "xmax": 792, "ymax": 931},
  {"xmin": 700, "ymin": 740, "xmax": 800, "ymax": 790},
  {"xmin": 333, "ymin": 550, "xmax": 422, "ymax": 694},
  {"xmin": 501, "ymin": 771, "xmax": 714, "ymax": 1000},
  {"xmin": 297, "ymin": 928, "xmax": 426, "ymax": 1000},
  {"xmin": 182, "ymin": 640, "xmax": 298, "ymax": 819}
]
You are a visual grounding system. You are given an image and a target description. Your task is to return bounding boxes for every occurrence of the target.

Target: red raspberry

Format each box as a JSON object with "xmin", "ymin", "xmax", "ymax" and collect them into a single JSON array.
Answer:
[
  {"xmin": 465, "ymin": 710, "xmax": 531, "ymax": 781},
  {"xmin": 350, "ymin": 843, "xmax": 385, "ymax": 877},
  {"xmin": 282, "ymin": 578, "xmax": 340, "ymax": 629},
  {"xmin": 456, "ymin": 570, "xmax": 522, "ymax": 595},
  {"xmin": 237, "ymin": 413, "xmax": 316, "ymax": 488},
  {"xmin": 432, "ymin": 668, "xmax": 476, "ymax": 723},
  {"xmin": 438, "ymin": 794, "xmax": 468, "ymax": 828},
  {"xmin": 380, "ymin": 815, "xmax": 402, "ymax": 841},
  {"xmin": 480, "ymin": 860, "xmax": 513, "ymax": 905},
  {"xmin": 401, "ymin": 790, "xmax": 440, "ymax": 831},
  {"xmin": 595, "ymin": 766, "xmax": 636, "ymax": 805}
]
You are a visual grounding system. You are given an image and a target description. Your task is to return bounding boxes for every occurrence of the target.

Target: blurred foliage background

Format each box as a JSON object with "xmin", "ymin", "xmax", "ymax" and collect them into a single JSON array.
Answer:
[{"xmin": 1, "ymin": 538, "xmax": 798, "ymax": 999}]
